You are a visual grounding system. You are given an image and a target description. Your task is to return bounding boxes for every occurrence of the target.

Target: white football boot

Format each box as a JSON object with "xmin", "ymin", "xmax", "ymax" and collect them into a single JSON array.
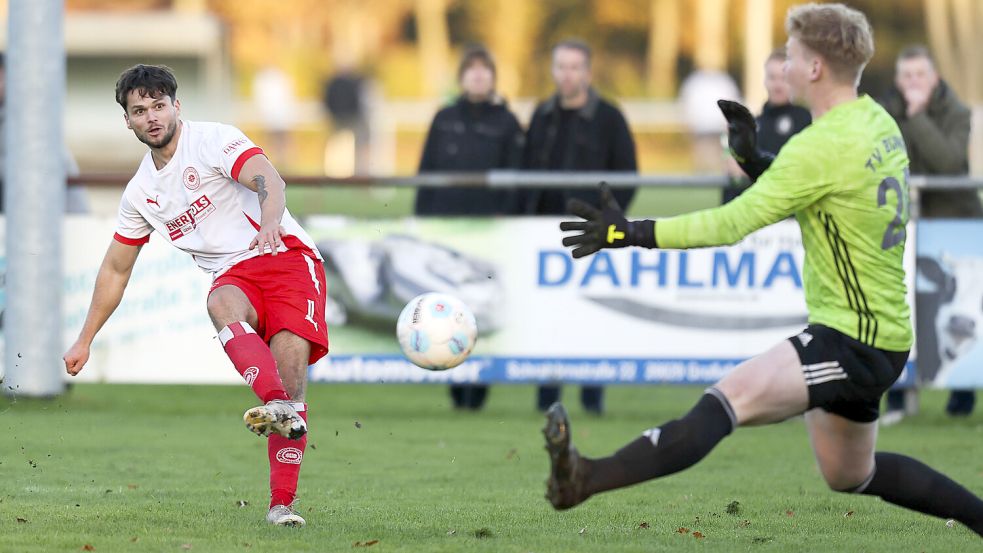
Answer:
[
  {"xmin": 243, "ymin": 400, "xmax": 307, "ymax": 440},
  {"xmin": 266, "ymin": 503, "xmax": 306, "ymax": 527}
]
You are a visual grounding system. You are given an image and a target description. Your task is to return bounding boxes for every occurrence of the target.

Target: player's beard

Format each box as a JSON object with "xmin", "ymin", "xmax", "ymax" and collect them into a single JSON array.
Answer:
[{"xmin": 138, "ymin": 119, "xmax": 177, "ymax": 149}]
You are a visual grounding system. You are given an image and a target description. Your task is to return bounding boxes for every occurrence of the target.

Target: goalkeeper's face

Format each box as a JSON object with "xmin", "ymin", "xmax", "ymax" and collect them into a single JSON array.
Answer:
[
  {"xmin": 124, "ymin": 91, "xmax": 181, "ymax": 150},
  {"xmin": 783, "ymin": 37, "xmax": 816, "ymax": 106}
]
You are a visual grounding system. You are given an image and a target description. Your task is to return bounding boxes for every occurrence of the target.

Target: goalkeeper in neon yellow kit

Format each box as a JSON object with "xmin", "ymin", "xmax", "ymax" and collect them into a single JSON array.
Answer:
[{"xmin": 543, "ymin": 3, "xmax": 983, "ymax": 537}]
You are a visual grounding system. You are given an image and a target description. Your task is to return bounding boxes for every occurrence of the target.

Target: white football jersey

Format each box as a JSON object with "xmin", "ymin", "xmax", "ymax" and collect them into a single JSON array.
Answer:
[{"xmin": 114, "ymin": 120, "xmax": 321, "ymax": 276}]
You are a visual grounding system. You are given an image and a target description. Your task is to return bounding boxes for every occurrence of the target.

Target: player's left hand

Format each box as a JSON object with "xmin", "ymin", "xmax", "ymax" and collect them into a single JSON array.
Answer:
[
  {"xmin": 250, "ymin": 223, "xmax": 286, "ymax": 256},
  {"xmin": 560, "ymin": 182, "xmax": 631, "ymax": 258}
]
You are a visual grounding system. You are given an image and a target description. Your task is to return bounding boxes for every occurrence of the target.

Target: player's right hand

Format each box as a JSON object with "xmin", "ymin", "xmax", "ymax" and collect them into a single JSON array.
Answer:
[
  {"xmin": 64, "ymin": 341, "xmax": 90, "ymax": 376},
  {"xmin": 717, "ymin": 99, "xmax": 757, "ymax": 163}
]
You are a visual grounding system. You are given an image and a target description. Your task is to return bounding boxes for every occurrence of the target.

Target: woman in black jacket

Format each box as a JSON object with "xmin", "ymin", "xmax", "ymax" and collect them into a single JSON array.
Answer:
[
  {"xmin": 416, "ymin": 46, "xmax": 525, "ymax": 216},
  {"xmin": 416, "ymin": 46, "xmax": 524, "ymax": 409}
]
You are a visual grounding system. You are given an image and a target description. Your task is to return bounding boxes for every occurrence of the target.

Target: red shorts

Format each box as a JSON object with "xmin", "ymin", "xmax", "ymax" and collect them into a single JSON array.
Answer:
[{"xmin": 210, "ymin": 248, "xmax": 329, "ymax": 364}]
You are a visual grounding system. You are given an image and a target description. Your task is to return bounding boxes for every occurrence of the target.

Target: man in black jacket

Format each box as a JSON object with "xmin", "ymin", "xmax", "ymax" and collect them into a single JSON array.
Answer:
[
  {"xmin": 879, "ymin": 45, "xmax": 980, "ymax": 420},
  {"xmin": 416, "ymin": 46, "xmax": 525, "ymax": 410},
  {"xmin": 523, "ymin": 39, "xmax": 638, "ymax": 414},
  {"xmin": 756, "ymin": 48, "xmax": 811, "ymax": 156},
  {"xmin": 415, "ymin": 46, "xmax": 524, "ymax": 216}
]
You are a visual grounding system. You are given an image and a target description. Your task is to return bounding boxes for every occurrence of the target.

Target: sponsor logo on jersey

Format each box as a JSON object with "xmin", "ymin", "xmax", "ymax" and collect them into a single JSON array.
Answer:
[
  {"xmin": 275, "ymin": 447, "xmax": 303, "ymax": 464},
  {"xmin": 183, "ymin": 166, "xmax": 201, "ymax": 191},
  {"xmin": 146, "ymin": 195, "xmax": 160, "ymax": 208},
  {"xmin": 222, "ymin": 138, "xmax": 248, "ymax": 155},
  {"xmin": 242, "ymin": 366, "xmax": 260, "ymax": 386},
  {"xmin": 165, "ymin": 195, "xmax": 217, "ymax": 241}
]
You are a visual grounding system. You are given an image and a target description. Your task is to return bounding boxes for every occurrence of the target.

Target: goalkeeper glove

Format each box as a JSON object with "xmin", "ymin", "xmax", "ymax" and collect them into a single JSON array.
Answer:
[
  {"xmin": 717, "ymin": 99, "xmax": 774, "ymax": 182},
  {"xmin": 559, "ymin": 182, "xmax": 656, "ymax": 259}
]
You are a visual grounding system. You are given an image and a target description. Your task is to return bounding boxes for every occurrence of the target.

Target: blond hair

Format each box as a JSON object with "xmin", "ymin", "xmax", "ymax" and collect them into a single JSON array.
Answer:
[{"xmin": 785, "ymin": 3, "xmax": 874, "ymax": 83}]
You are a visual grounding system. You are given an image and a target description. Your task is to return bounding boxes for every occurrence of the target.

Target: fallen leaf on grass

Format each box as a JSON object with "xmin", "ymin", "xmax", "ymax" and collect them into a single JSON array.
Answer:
[
  {"xmin": 578, "ymin": 527, "xmax": 586, "ymax": 535},
  {"xmin": 738, "ymin": 519, "xmax": 751, "ymax": 528},
  {"xmin": 310, "ymin": 444, "xmax": 317, "ymax": 450},
  {"xmin": 726, "ymin": 501, "xmax": 742, "ymax": 515},
  {"xmin": 16, "ymin": 517, "xmax": 28, "ymax": 523},
  {"xmin": 505, "ymin": 448, "xmax": 518, "ymax": 460},
  {"xmin": 473, "ymin": 528, "xmax": 493, "ymax": 539},
  {"xmin": 181, "ymin": 545, "xmax": 192, "ymax": 550},
  {"xmin": 785, "ymin": 510, "xmax": 794, "ymax": 517},
  {"xmin": 752, "ymin": 536, "xmax": 773, "ymax": 544},
  {"xmin": 693, "ymin": 531, "xmax": 704, "ymax": 539},
  {"xmin": 236, "ymin": 500, "xmax": 249, "ymax": 508},
  {"xmin": 82, "ymin": 546, "xmax": 95, "ymax": 551},
  {"xmin": 354, "ymin": 421, "xmax": 362, "ymax": 429},
  {"xmin": 352, "ymin": 540, "xmax": 379, "ymax": 547},
  {"xmin": 446, "ymin": 530, "xmax": 456, "ymax": 536},
  {"xmin": 844, "ymin": 511, "xmax": 854, "ymax": 518},
  {"xmin": 677, "ymin": 527, "xmax": 690, "ymax": 534},
  {"xmin": 946, "ymin": 519, "xmax": 955, "ymax": 528},
  {"xmin": 127, "ymin": 484, "xmax": 138, "ymax": 489},
  {"xmin": 129, "ymin": 537, "xmax": 139, "ymax": 543},
  {"xmin": 638, "ymin": 522, "xmax": 650, "ymax": 529}
]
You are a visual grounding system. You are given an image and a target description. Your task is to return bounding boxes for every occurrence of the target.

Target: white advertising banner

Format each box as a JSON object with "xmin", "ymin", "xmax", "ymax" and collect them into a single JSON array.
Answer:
[
  {"xmin": 1, "ymin": 217, "xmax": 237, "ymax": 384},
  {"xmin": 0, "ymin": 216, "xmax": 918, "ymax": 386}
]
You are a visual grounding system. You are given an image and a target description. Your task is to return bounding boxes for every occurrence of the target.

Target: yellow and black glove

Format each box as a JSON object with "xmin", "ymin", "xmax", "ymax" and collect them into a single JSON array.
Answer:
[{"xmin": 560, "ymin": 182, "xmax": 657, "ymax": 259}]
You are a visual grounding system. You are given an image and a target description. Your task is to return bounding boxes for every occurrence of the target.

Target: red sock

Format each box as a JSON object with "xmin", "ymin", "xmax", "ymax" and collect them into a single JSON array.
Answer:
[
  {"xmin": 219, "ymin": 322, "xmax": 289, "ymax": 403},
  {"xmin": 269, "ymin": 404, "xmax": 307, "ymax": 507}
]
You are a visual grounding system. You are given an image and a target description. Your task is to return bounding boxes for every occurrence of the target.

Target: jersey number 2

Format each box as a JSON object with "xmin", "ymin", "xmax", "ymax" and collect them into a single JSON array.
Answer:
[{"xmin": 877, "ymin": 174, "xmax": 908, "ymax": 250}]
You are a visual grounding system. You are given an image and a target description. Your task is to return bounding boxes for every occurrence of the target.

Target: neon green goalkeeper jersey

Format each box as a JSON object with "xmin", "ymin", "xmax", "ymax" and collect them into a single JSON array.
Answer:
[{"xmin": 658, "ymin": 95, "xmax": 912, "ymax": 351}]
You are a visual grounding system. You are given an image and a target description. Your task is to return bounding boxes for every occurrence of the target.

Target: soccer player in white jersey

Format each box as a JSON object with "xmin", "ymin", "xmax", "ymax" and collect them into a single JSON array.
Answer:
[{"xmin": 63, "ymin": 64, "xmax": 326, "ymax": 527}]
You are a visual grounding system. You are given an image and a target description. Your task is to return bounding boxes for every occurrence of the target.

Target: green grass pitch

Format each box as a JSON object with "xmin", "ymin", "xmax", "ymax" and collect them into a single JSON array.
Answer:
[{"xmin": 1, "ymin": 383, "xmax": 980, "ymax": 552}]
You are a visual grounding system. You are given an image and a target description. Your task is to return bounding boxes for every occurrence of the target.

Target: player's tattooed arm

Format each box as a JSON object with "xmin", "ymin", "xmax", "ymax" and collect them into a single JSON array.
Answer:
[
  {"xmin": 252, "ymin": 174, "xmax": 269, "ymax": 206},
  {"xmin": 237, "ymin": 154, "xmax": 287, "ymax": 254}
]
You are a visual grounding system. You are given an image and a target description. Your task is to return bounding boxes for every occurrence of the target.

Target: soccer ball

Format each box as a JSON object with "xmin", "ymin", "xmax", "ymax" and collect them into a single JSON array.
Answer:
[{"xmin": 396, "ymin": 293, "xmax": 478, "ymax": 370}]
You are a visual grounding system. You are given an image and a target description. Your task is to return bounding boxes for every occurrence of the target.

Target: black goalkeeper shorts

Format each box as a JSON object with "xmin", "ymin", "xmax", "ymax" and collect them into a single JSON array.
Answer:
[{"xmin": 788, "ymin": 324, "xmax": 909, "ymax": 423}]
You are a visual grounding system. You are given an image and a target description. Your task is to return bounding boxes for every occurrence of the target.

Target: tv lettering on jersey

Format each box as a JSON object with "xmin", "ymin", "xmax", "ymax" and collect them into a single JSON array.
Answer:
[{"xmin": 165, "ymin": 195, "xmax": 217, "ymax": 240}]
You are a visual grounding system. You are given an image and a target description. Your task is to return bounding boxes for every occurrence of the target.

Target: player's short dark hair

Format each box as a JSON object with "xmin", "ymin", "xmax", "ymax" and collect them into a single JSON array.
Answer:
[
  {"xmin": 115, "ymin": 64, "xmax": 178, "ymax": 111},
  {"xmin": 897, "ymin": 44, "xmax": 936, "ymax": 67},
  {"xmin": 552, "ymin": 39, "xmax": 592, "ymax": 67},
  {"xmin": 457, "ymin": 45, "xmax": 496, "ymax": 81}
]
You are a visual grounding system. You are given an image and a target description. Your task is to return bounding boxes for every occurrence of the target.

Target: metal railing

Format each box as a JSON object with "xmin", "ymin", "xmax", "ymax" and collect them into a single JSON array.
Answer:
[{"xmin": 67, "ymin": 171, "xmax": 983, "ymax": 190}]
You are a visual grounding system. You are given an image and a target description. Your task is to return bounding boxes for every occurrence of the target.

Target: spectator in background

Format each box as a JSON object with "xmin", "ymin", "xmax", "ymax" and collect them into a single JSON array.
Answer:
[
  {"xmin": 323, "ymin": 66, "xmax": 372, "ymax": 175},
  {"xmin": 0, "ymin": 53, "xmax": 87, "ymax": 214},
  {"xmin": 723, "ymin": 47, "xmax": 811, "ymax": 203},
  {"xmin": 523, "ymin": 39, "xmax": 638, "ymax": 415},
  {"xmin": 679, "ymin": 68, "xmax": 740, "ymax": 175},
  {"xmin": 880, "ymin": 45, "xmax": 979, "ymax": 421},
  {"xmin": 252, "ymin": 65, "xmax": 296, "ymax": 166},
  {"xmin": 416, "ymin": 45, "xmax": 524, "ymax": 215},
  {"xmin": 415, "ymin": 45, "xmax": 525, "ymax": 410}
]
